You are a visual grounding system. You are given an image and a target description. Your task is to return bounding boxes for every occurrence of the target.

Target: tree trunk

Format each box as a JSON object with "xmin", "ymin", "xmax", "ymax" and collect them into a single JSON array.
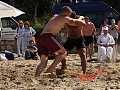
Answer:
[{"xmin": 34, "ymin": 4, "xmax": 37, "ymax": 23}]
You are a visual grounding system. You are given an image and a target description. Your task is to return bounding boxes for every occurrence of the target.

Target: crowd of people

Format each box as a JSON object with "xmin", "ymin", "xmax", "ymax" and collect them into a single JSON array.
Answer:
[{"xmin": 15, "ymin": 20, "xmax": 37, "ymax": 60}]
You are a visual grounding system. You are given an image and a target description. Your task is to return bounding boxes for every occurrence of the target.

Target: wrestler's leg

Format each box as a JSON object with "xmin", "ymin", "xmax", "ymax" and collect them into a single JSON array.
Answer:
[
  {"xmin": 85, "ymin": 46, "xmax": 88, "ymax": 59},
  {"xmin": 35, "ymin": 55, "xmax": 48, "ymax": 77},
  {"xmin": 46, "ymin": 47, "xmax": 67, "ymax": 77},
  {"xmin": 90, "ymin": 43, "xmax": 94, "ymax": 59},
  {"xmin": 61, "ymin": 58, "xmax": 67, "ymax": 70},
  {"xmin": 60, "ymin": 49, "xmax": 69, "ymax": 70},
  {"xmin": 78, "ymin": 48, "xmax": 87, "ymax": 74}
]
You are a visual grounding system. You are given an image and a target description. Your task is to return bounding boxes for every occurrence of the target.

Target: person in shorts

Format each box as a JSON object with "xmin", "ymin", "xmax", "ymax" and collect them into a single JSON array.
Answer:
[
  {"xmin": 35, "ymin": 6, "xmax": 84, "ymax": 78},
  {"xmin": 83, "ymin": 16, "xmax": 96, "ymax": 60},
  {"xmin": 62, "ymin": 11, "xmax": 86, "ymax": 74}
]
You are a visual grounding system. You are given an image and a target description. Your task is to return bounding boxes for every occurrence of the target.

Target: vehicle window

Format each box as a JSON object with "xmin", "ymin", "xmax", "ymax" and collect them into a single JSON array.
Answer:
[
  {"xmin": 1, "ymin": 18, "xmax": 10, "ymax": 28},
  {"xmin": 1, "ymin": 17, "xmax": 18, "ymax": 29},
  {"xmin": 106, "ymin": 11, "xmax": 113, "ymax": 18},
  {"xmin": 84, "ymin": 11, "xmax": 103, "ymax": 20},
  {"xmin": 113, "ymin": 10, "xmax": 119, "ymax": 18}
]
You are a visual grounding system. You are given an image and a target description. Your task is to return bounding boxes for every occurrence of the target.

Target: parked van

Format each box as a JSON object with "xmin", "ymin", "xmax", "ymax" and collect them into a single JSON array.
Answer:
[
  {"xmin": 0, "ymin": 17, "xmax": 18, "ymax": 40},
  {"xmin": 0, "ymin": 17, "xmax": 18, "ymax": 52},
  {"xmin": 52, "ymin": 1, "xmax": 120, "ymax": 28}
]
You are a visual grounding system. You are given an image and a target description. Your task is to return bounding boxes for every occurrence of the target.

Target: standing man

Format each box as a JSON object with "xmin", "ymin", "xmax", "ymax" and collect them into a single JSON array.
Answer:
[
  {"xmin": 16, "ymin": 20, "xmax": 25, "ymax": 57},
  {"xmin": 109, "ymin": 19, "xmax": 119, "ymax": 44},
  {"xmin": 83, "ymin": 16, "xmax": 96, "ymax": 60},
  {"xmin": 35, "ymin": 6, "xmax": 81, "ymax": 77},
  {"xmin": 61, "ymin": 12, "xmax": 86, "ymax": 74}
]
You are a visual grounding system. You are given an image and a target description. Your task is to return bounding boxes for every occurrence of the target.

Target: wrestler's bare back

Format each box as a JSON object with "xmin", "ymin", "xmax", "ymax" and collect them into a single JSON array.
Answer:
[
  {"xmin": 66, "ymin": 17, "xmax": 85, "ymax": 39},
  {"xmin": 66, "ymin": 23, "xmax": 84, "ymax": 39},
  {"xmin": 83, "ymin": 22, "xmax": 95, "ymax": 36},
  {"xmin": 41, "ymin": 14, "xmax": 75, "ymax": 35}
]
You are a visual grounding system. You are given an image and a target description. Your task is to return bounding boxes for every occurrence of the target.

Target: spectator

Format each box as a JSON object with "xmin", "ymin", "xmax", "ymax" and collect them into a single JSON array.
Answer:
[
  {"xmin": 16, "ymin": 20, "xmax": 25, "ymax": 57},
  {"xmin": 97, "ymin": 26, "xmax": 115, "ymax": 62},
  {"xmin": 24, "ymin": 21, "xmax": 36, "ymax": 48},
  {"xmin": 25, "ymin": 40, "xmax": 38, "ymax": 60},
  {"xmin": 99, "ymin": 18, "xmax": 109, "ymax": 34},
  {"xmin": 83, "ymin": 16, "xmax": 96, "ymax": 60},
  {"xmin": 109, "ymin": 19, "xmax": 120, "ymax": 44}
]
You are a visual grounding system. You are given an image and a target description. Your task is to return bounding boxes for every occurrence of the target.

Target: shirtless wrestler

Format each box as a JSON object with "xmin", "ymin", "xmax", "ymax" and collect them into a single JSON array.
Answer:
[
  {"xmin": 61, "ymin": 11, "xmax": 87, "ymax": 74},
  {"xmin": 35, "ymin": 6, "xmax": 80, "ymax": 78},
  {"xmin": 83, "ymin": 16, "xmax": 96, "ymax": 60}
]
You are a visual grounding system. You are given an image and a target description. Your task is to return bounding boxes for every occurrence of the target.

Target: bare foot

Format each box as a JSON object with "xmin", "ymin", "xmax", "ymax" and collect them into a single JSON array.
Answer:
[{"xmin": 46, "ymin": 69, "xmax": 57, "ymax": 78}]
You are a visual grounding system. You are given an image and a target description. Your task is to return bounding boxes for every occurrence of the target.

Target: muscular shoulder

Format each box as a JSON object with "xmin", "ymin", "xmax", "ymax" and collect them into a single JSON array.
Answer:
[
  {"xmin": 50, "ymin": 14, "xmax": 59, "ymax": 20},
  {"xmin": 53, "ymin": 14, "xmax": 58, "ymax": 17},
  {"xmin": 65, "ymin": 17, "xmax": 77, "ymax": 26},
  {"xmin": 89, "ymin": 22, "xmax": 94, "ymax": 26},
  {"xmin": 75, "ymin": 19, "xmax": 85, "ymax": 26}
]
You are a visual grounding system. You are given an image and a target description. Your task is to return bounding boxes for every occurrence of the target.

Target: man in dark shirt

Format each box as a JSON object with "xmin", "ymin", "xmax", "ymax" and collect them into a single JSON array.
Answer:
[{"xmin": 25, "ymin": 40, "xmax": 38, "ymax": 60}]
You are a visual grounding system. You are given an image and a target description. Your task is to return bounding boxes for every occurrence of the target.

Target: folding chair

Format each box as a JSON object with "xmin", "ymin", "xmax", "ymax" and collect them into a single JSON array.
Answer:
[{"xmin": 97, "ymin": 45, "xmax": 117, "ymax": 63}]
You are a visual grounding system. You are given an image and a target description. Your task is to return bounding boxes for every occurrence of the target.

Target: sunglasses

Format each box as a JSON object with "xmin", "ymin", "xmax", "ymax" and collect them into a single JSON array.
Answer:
[{"xmin": 104, "ymin": 21, "xmax": 108, "ymax": 22}]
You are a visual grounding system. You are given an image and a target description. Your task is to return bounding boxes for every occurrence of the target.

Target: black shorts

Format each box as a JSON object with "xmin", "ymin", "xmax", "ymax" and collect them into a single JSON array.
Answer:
[
  {"xmin": 84, "ymin": 35, "xmax": 94, "ymax": 46},
  {"xmin": 63, "ymin": 36, "xmax": 85, "ymax": 51},
  {"xmin": 117, "ymin": 36, "xmax": 120, "ymax": 44},
  {"xmin": 114, "ymin": 38, "xmax": 118, "ymax": 44}
]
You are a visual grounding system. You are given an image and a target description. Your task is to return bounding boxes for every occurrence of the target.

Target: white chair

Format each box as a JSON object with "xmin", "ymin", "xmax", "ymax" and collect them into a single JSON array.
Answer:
[{"xmin": 97, "ymin": 45, "xmax": 117, "ymax": 63}]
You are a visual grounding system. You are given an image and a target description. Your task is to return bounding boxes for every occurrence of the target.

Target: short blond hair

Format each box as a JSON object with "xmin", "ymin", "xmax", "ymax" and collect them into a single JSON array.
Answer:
[{"xmin": 61, "ymin": 6, "xmax": 72, "ymax": 13}]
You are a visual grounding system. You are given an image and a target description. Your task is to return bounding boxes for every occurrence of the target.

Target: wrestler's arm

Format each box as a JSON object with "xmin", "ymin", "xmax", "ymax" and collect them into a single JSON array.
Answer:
[
  {"xmin": 74, "ymin": 17, "xmax": 85, "ymax": 26},
  {"xmin": 91, "ymin": 23, "xmax": 96, "ymax": 35},
  {"xmin": 65, "ymin": 17, "xmax": 76, "ymax": 26},
  {"xmin": 99, "ymin": 25, "xmax": 103, "ymax": 34},
  {"xmin": 50, "ymin": 14, "xmax": 58, "ymax": 20}
]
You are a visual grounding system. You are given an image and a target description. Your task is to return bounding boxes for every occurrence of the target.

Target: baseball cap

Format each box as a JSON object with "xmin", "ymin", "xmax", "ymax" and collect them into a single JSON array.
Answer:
[
  {"xmin": 102, "ymin": 26, "xmax": 108, "ymax": 31},
  {"xmin": 111, "ymin": 19, "xmax": 115, "ymax": 23}
]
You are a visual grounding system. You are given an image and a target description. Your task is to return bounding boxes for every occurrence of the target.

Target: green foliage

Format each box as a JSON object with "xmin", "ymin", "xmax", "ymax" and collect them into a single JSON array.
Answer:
[{"xmin": 32, "ymin": 13, "xmax": 51, "ymax": 39}]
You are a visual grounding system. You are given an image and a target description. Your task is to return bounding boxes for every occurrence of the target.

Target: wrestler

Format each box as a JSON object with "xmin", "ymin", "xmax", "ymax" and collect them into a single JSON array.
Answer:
[
  {"xmin": 83, "ymin": 16, "xmax": 96, "ymax": 60},
  {"xmin": 61, "ymin": 11, "xmax": 86, "ymax": 74},
  {"xmin": 35, "ymin": 6, "xmax": 83, "ymax": 78}
]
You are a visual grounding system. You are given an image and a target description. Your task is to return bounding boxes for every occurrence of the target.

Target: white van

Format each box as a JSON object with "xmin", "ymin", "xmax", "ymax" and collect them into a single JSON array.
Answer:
[{"xmin": 0, "ymin": 17, "xmax": 18, "ymax": 40}]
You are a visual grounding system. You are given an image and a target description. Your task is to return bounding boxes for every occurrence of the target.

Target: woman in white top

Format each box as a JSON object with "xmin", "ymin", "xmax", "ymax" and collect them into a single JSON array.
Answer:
[
  {"xmin": 16, "ymin": 21, "xmax": 25, "ymax": 57},
  {"xmin": 24, "ymin": 21, "xmax": 36, "ymax": 49}
]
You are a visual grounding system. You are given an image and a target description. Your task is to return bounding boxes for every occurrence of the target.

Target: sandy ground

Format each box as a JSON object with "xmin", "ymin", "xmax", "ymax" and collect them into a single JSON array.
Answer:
[{"xmin": 0, "ymin": 53, "xmax": 120, "ymax": 90}]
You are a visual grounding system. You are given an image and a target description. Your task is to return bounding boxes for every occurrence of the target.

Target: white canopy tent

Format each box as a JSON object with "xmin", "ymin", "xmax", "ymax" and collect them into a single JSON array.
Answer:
[{"xmin": 0, "ymin": 1, "xmax": 25, "ymax": 18}]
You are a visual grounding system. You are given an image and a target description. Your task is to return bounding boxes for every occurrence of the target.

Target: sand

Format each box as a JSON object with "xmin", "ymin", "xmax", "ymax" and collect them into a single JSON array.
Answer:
[{"xmin": 0, "ymin": 54, "xmax": 120, "ymax": 90}]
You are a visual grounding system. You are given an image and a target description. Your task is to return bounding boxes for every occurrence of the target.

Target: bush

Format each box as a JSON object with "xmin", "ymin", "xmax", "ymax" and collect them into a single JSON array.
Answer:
[{"xmin": 33, "ymin": 13, "xmax": 51, "ymax": 39}]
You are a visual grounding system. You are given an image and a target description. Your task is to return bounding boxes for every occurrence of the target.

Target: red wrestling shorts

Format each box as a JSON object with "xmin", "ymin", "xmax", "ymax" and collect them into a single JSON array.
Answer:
[{"xmin": 36, "ymin": 33, "xmax": 62, "ymax": 56}]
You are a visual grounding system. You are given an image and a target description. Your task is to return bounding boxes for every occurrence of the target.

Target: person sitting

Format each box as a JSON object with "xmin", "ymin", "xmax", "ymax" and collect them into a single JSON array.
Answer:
[
  {"xmin": 97, "ymin": 26, "xmax": 115, "ymax": 62},
  {"xmin": 25, "ymin": 40, "xmax": 38, "ymax": 60}
]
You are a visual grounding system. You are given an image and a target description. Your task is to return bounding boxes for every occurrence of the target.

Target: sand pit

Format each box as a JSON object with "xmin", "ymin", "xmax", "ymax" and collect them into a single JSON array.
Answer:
[{"xmin": 0, "ymin": 54, "xmax": 120, "ymax": 90}]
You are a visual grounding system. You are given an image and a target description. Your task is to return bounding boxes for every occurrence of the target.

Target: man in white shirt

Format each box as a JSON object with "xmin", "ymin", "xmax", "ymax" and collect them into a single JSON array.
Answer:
[{"xmin": 97, "ymin": 26, "xmax": 115, "ymax": 62}]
